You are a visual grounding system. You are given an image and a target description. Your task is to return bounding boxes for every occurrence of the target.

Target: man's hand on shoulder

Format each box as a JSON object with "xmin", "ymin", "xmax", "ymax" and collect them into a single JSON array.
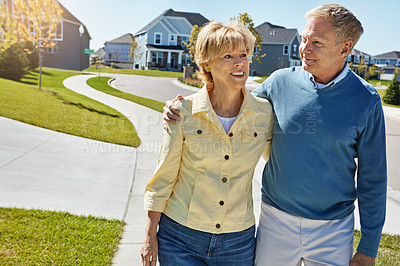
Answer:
[
  {"xmin": 163, "ymin": 94, "xmax": 183, "ymax": 131},
  {"xmin": 350, "ymin": 252, "xmax": 375, "ymax": 266}
]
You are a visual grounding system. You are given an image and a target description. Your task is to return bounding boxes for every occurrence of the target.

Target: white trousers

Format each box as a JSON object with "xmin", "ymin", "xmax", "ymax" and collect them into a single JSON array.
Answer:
[{"xmin": 255, "ymin": 202, "xmax": 354, "ymax": 266}]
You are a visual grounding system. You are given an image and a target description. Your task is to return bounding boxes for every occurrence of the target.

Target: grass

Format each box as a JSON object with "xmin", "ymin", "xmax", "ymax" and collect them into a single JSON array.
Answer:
[
  {"xmin": 0, "ymin": 207, "xmax": 124, "ymax": 265},
  {"xmin": 85, "ymin": 66, "xmax": 182, "ymax": 78},
  {"xmin": 86, "ymin": 76, "xmax": 164, "ymax": 113},
  {"xmin": 354, "ymin": 230, "xmax": 400, "ymax": 265},
  {"xmin": 254, "ymin": 76, "xmax": 269, "ymax": 83},
  {"xmin": 0, "ymin": 68, "xmax": 140, "ymax": 147}
]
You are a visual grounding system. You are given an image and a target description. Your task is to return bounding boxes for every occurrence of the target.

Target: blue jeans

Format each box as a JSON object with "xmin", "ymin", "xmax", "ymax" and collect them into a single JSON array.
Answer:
[{"xmin": 157, "ymin": 214, "xmax": 255, "ymax": 266}]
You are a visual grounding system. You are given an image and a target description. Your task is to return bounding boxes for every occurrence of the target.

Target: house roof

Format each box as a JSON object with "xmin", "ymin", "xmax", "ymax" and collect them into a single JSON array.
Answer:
[
  {"xmin": 350, "ymin": 49, "xmax": 371, "ymax": 57},
  {"xmin": 136, "ymin": 9, "xmax": 209, "ymax": 35},
  {"xmin": 374, "ymin": 51, "xmax": 400, "ymax": 59},
  {"xmin": 256, "ymin": 22, "xmax": 298, "ymax": 44},
  {"xmin": 57, "ymin": 1, "xmax": 91, "ymax": 39},
  {"xmin": 105, "ymin": 33, "xmax": 133, "ymax": 44}
]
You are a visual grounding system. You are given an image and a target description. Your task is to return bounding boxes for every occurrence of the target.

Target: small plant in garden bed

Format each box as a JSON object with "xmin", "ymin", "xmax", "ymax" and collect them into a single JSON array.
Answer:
[{"xmin": 178, "ymin": 77, "xmax": 204, "ymax": 88}]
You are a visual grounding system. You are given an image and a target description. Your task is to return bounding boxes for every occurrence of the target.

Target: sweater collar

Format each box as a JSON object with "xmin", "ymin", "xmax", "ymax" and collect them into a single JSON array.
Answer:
[{"xmin": 309, "ymin": 62, "xmax": 349, "ymax": 89}]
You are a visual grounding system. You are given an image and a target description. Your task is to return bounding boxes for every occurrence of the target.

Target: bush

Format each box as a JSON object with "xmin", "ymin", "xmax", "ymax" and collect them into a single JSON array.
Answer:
[
  {"xmin": 0, "ymin": 43, "xmax": 29, "ymax": 81},
  {"xmin": 178, "ymin": 76, "xmax": 204, "ymax": 88},
  {"xmin": 24, "ymin": 41, "xmax": 39, "ymax": 70},
  {"xmin": 382, "ymin": 79, "xmax": 400, "ymax": 105}
]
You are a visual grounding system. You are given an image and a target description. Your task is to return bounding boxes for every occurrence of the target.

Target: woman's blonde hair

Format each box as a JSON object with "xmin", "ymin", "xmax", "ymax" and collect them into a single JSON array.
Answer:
[
  {"xmin": 305, "ymin": 4, "xmax": 363, "ymax": 49},
  {"xmin": 195, "ymin": 21, "xmax": 255, "ymax": 84}
]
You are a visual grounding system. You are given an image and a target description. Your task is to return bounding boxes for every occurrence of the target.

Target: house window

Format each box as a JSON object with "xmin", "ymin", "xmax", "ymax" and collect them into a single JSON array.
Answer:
[
  {"xmin": 181, "ymin": 36, "xmax": 189, "ymax": 45},
  {"xmin": 283, "ymin": 45, "xmax": 289, "ymax": 55},
  {"xmin": 293, "ymin": 45, "xmax": 297, "ymax": 52},
  {"xmin": 170, "ymin": 34, "xmax": 175, "ymax": 42},
  {"xmin": 152, "ymin": 51, "xmax": 163, "ymax": 64},
  {"xmin": 47, "ymin": 43, "xmax": 58, "ymax": 54},
  {"xmin": 270, "ymin": 31, "xmax": 276, "ymax": 35},
  {"xmin": 155, "ymin": 33, "xmax": 162, "ymax": 45}
]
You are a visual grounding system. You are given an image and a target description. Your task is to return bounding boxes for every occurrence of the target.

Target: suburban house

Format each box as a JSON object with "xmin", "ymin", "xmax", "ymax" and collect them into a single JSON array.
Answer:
[
  {"xmin": 347, "ymin": 49, "xmax": 372, "ymax": 77},
  {"xmin": 1, "ymin": 0, "xmax": 91, "ymax": 71},
  {"xmin": 250, "ymin": 22, "xmax": 301, "ymax": 76},
  {"xmin": 373, "ymin": 51, "xmax": 400, "ymax": 80},
  {"xmin": 347, "ymin": 49, "xmax": 372, "ymax": 65},
  {"xmin": 104, "ymin": 33, "xmax": 134, "ymax": 69},
  {"xmin": 133, "ymin": 8, "xmax": 209, "ymax": 71}
]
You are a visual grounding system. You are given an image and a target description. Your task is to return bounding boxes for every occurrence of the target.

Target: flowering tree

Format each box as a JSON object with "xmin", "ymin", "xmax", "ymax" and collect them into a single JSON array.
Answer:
[{"xmin": 1, "ymin": 0, "xmax": 63, "ymax": 89}]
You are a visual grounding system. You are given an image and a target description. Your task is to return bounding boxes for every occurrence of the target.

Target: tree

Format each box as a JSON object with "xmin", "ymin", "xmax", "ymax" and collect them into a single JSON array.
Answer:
[
  {"xmin": 13, "ymin": 0, "xmax": 63, "ymax": 89},
  {"xmin": 382, "ymin": 78, "xmax": 400, "ymax": 105},
  {"xmin": 233, "ymin": 13, "xmax": 264, "ymax": 63},
  {"xmin": 0, "ymin": 1, "xmax": 18, "ymax": 52},
  {"xmin": 129, "ymin": 35, "xmax": 142, "ymax": 63},
  {"xmin": 356, "ymin": 57, "xmax": 367, "ymax": 79},
  {"xmin": 365, "ymin": 64, "xmax": 378, "ymax": 80},
  {"xmin": 186, "ymin": 24, "xmax": 201, "ymax": 63}
]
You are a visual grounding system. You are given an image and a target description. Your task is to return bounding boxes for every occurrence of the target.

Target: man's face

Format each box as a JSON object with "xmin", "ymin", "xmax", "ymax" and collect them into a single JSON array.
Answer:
[{"xmin": 299, "ymin": 17, "xmax": 349, "ymax": 84}]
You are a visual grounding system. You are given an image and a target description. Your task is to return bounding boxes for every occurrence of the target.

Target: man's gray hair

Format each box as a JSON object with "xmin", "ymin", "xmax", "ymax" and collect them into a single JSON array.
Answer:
[{"xmin": 305, "ymin": 4, "xmax": 363, "ymax": 48}]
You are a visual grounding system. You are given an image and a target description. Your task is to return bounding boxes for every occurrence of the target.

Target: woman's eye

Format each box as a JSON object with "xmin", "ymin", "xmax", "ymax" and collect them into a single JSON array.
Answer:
[
  {"xmin": 224, "ymin": 55, "xmax": 231, "ymax": 59},
  {"xmin": 240, "ymin": 54, "xmax": 247, "ymax": 58}
]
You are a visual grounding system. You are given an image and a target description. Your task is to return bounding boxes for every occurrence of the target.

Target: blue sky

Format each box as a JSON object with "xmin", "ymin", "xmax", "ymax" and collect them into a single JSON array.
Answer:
[{"xmin": 58, "ymin": 0, "xmax": 399, "ymax": 56}]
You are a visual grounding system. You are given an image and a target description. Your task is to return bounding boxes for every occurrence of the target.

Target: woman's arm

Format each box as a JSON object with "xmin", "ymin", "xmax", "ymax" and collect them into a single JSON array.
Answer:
[{"xmin": 140, "ymin": 211, "xmax": 162, "ymax": 266}]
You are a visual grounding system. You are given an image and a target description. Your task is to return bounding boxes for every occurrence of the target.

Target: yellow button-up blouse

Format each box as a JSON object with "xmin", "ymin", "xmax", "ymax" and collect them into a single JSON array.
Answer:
[{"xmin": 144, "ymin": 86, "xmax": 274, "ymax": 233}]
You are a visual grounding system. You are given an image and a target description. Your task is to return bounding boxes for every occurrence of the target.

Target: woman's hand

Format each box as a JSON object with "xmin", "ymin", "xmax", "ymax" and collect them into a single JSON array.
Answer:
[
  {"xmin": 140, "ymin": 233, "xmax": 158, "ymax": 266},
  {"xmin": 140, "ymin": 211, "xmax": 162, "ymax": 266},
  {"xmin": 163, "ymin": 94, "xmax": 184, "ymax": 130}
]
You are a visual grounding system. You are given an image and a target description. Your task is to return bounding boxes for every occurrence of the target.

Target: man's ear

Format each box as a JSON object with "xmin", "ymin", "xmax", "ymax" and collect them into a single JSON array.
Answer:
[{"xmin": 341, "ymin": 40, "xmax": 353, "ymax": 57}]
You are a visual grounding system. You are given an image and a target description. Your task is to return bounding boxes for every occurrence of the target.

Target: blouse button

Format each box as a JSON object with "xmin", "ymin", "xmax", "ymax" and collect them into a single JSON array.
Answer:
[
  {"xmin": 216, "ymin": 223, "xmax": 221, "ymax": 229},
  {"xmin": 219, "ymin": 201, "xmax": 224, "ymax": 206},
  {"xmin": 254, "ymin": 132, "xmax": 258, "ymax": 137},
  {"xmin": 222, "ymin": 177, "xmax": 227, "ymax": 183},
  {"xmin": 228, "ymin": 132, "xmax": 233, "ymax": 137},
  {"xmin": 197, "ymin": 129, "xmax": 202, "ymax": 134},
  {"xmin": 224, "ymin": 155, "xmax": 229, "ymax": 160}
]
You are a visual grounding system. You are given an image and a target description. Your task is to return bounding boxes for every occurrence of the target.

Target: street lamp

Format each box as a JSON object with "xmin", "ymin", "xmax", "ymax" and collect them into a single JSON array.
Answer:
[{"xmin": 79, "ymin": 25, "xmax": 84, "ymax": 71}]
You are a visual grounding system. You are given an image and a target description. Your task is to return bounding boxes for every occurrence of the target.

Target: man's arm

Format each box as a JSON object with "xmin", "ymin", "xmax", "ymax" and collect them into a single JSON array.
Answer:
[
  {"xmin": 350, "ymin": 252, "xmax": 375, "ymax": 266},
  {"xmin": 355, "ymin": 100, "xmax": 387, "ymax": 258}
]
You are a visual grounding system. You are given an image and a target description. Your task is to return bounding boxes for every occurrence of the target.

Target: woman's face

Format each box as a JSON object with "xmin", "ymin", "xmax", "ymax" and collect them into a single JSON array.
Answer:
[{"xmin": 206, "ymin": 48, "xmax": 249, "ymax": 91}]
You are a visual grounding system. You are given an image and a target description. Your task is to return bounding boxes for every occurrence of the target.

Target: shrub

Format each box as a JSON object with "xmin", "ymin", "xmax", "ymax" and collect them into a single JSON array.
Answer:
[
  {"xmin": 0, "ymin": 43, "xmax": 29, "ymax": 81},
  {"xmin": 24, "ymin": 41, "xmax": 39, "ymax": 70},
  {"xmin": 178, "ymin": 76, "xmax": 204, "ymax": 88},
  {"xmin": 382, "ymin": 78, "xmax": 400, "ymax": 105}
]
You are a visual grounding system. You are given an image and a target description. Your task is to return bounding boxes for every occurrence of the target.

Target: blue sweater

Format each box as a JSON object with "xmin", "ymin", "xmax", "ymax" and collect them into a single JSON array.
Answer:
[{"xmin": 252, "ymin": 67, "xmax": 387, "ymax": 258}]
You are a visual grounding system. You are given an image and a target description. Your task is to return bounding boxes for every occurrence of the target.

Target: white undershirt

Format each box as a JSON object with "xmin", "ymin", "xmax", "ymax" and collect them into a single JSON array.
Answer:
[{"xmin": 217, "ymin": 115, "xmax": 237, "ymax": 134}]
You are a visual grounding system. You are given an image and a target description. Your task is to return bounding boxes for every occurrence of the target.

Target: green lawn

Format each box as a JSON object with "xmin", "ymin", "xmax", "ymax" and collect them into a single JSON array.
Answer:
[
  {"xmin": 254, "ymin": 76, "xmax": 269, "ymax": 83},
  {"xmin": 0, "ymin": 207, "xmax": 124, "ymax": 265},
  {"xmin": 86, "ymin": 76, "xmax": 164, "ymax": 113},
  {"xmin": 354, "ymin": 231, "xmax": 400, "ymax": 265},
  {"xmin": 85, "ymin": 66, "xmax": 182, "ymax": 78},
  {"xmin": 0, "ymin": 68, "xmax": 140, "ymax": 147}
]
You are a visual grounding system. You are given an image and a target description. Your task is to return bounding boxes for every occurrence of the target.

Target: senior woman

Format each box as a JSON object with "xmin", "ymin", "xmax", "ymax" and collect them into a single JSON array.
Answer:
[{"xmin": 140, "ymin": 21, "xmax": 274, "ymax": 266}]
